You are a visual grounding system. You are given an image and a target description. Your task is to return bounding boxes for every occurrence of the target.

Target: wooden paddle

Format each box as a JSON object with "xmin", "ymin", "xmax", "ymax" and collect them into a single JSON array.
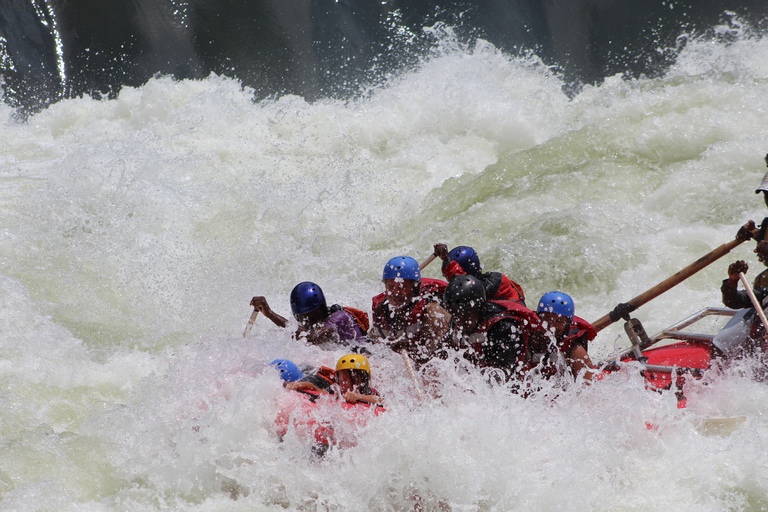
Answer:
[
  {"xmin": 420, "ymin": 253, "xmax": 437, "ymax": 270},
  {"xmin": 243, "ymin": 309, "xmax": 259, "ymax": 338},
  {"xmin": 738, "ymin": 272, "xmax": 768, "ymax": 333},
  {"xmin": 400, "ymin": 350, "xmax": 425, "ymax": 402},
  {"xmin": 592, "ymin": 236, "xmax": 749, "ymax": 333},
  {"xmin": 695, "ymin": 416, "xmax": 747, "ymax": 436}
]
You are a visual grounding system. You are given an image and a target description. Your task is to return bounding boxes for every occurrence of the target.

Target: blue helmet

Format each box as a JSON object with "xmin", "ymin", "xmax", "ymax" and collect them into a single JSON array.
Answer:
[
  {"xmin": 449, "ymin": 246, "xmax": 481, "ymax": 276},
  {"xmin": 270, "ymin": 359, "xmax": 304, "ymax": 382},
  {"xmin": 382, "ymin": 256, "xmax": 421, "ymax": 281},
  {"xmin": 289, "ymin": 282, "xmax": 326, "ymax": 315},
  {"xmin": 537, "ymin": 291, "xmax": 575, "ymax": 319}
]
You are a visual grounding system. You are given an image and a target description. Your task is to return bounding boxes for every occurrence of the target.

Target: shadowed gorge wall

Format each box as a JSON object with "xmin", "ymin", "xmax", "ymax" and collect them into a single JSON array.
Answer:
[{"xmin": 2, "ymin": 0, "xmax": 768, "ymax": 114}]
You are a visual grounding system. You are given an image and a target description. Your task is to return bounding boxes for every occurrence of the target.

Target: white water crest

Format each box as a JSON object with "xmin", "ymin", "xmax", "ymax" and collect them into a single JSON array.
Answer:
[{"xmin": 2, "ymin": 23, "xmax": 768, "ymax": 510}]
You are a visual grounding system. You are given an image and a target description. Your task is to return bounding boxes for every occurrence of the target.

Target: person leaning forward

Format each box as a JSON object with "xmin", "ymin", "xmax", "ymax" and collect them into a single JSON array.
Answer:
[
  {"xmin": 748, "ymin": 154, "xmax": 768, "ymax": 287},
  {"xmin": 250, "ymin": 282, "xmax": 368, "ymax": 349},
  {"xmin": 443, "ymin": 274, "xmax": 540, "ymax": 386},
  {"xmin": 528, "ymin": 291, "xmax": 597, "ymax": 382},
  {"xmin": 369, "ymin": 256, "xmax": 450, "ymax": 367},
  {"xmin": 720, "ymin": 260, "xmax": 768, "ymax": 356},
  {"xmin": 433, "ymin": 243, "xmax": 526, "ymax": 305}
]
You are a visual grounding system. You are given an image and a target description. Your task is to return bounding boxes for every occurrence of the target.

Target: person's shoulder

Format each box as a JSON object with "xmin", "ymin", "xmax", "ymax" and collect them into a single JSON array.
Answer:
[
  {"xmin": 482, "ymin": 307, "xmax": 521, "ymax": 333},
  {"xmin": 481, "ymin": 270, "xmax": 502, "ymax": 280},
  {"xmin": 571, "ymin": 316, "xmax": 596, "ymax": 341},
  {"xmin": 328, "ymin": 308, "xmax": 353, "ymax": 320},
  {"xmin": 490, "ymin": 316, "xmax": 520, "ymax": 331},
  {"xmin": 754, "ymin": 269, "xmax": 768, "ymax": 291},
  {"xmin": 325, "ymin": 308, "xmax": 359, "ymax": 329},
  {"xmin": 423, "ymin": 301, "xmax": 448, "ymax": 316},
  {"xmin": 420, "ymin": 278, "xmax": 448, "ymax": 297}
]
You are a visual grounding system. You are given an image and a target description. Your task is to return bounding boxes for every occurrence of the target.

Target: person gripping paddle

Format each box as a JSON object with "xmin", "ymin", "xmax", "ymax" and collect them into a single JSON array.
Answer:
[{"xmin": 249, "ymin": 282, "xmax": 368, "ymax": 349}]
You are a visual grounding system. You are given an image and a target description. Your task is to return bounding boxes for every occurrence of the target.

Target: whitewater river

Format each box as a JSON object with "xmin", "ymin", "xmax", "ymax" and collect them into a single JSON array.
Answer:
[{"xmin": 2, "ymin": 24, "xmax": 768, "ymax": 511}]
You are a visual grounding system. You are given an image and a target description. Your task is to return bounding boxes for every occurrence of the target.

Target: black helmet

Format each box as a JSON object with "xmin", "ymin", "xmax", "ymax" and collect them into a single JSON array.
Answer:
[{"xmin": 444, "ymin": 275, "xmax": 486, "ymax": 313}]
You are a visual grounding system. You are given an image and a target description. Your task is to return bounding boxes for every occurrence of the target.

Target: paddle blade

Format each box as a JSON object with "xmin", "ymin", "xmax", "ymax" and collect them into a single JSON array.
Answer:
[
  {"xmin": 695, "ymin": 416, "xmax": 746, "ymax": 436},
  {"xmin": 243, "ymin": 309, "xmax": 259, "ymax": 338}
]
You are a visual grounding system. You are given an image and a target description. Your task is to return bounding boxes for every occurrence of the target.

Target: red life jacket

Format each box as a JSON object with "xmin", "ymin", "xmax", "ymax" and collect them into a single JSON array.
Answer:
[
  {"xmin": 370, "ymin": 278, "xmax": 447, "ymax": 341},
  {"xmin": 370, "ymin": 278, "xmax": 447, "ymax": 313},
  {"xmin": 371, "ymin": 297, "xmax": 429, "ymax": 342},
  {"xmin": 532, "ymin": 316, "xmax": 596, "ymax": 379},
  {"xmin": 314, "ymin": 366, "xmax": 336, "ymax": 388},
  {"xmin": 456, "ymin": 300, "xmax": 540, "ymax": 372},
  {"xmin": 493, "ymin": 274, "xmax": 526, "ymax": 304},
  {"xmin": 558, "ymin": 316, "xmax": 596, "ymax": 353}
]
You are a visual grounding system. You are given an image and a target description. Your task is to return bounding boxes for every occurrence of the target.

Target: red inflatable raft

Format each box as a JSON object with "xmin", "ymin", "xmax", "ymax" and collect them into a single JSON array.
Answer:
[
  {"xmin": 607, "ymin": 308, "xmax": 753, "ymax": 409},
  {"xmin": 275, "ymin": 390, "xmax": 385, "ymax": 450}
]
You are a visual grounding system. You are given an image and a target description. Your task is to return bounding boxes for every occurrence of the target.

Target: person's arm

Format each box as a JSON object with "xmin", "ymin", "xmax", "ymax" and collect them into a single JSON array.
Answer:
[
  {"xmin": 367, "ymin": 300, "xmax": 390, "ymax": 343},
  {"xmin": 300, "ymin": 324, "xmax": 340, "ymax": 346},
  {"xmin": 421, "ymin": 302, "xmax": 451, "ymax": 350},
  {"xmin": 434, "ymin": 243, "xmax": 449, "ymax": 263},
  {"xmin": 367, "ymin": 325, "xmax": 385, "ymax": 341},
  {"xmin": 343, "ymin": 391, "xmax": 381, "ymax": 404},
  {"xmin": 736, "ymin": 220, "xmax": 756, "ymax": 242},
  {"xmin": 285, "ymin": 380, "xmax": 324, "ymax": 393},
  {"xmin": 528, "ymin": 327, "xmax": 550, "ymax": 353},
  {"xmin": 721, "ymin": 261, "xmax": 753, "ymax": 309},
  {"xmin": 568, "ymin": 343, "xmax": 596, "ymax": 382},
  {"xmin": 434, "ymin": 243, "xmax": 465, "ymax": 281},
  {"xmin": 250, "ymin": 296, "xmax": 288, "ymax": 328},
  {"xmin": 443, "ymin": 261, "xmax": 465, "ymax": 281}
]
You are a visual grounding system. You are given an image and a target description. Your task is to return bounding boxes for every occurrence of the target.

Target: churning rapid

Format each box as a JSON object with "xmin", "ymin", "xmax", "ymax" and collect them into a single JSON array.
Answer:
[{"xmin": 3, "ymin": 19, "xmax": 768, "ymax": 512}]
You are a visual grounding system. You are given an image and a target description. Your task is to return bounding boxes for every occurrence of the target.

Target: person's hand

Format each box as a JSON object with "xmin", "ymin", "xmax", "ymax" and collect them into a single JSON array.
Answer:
[
  {"xmin": 343, "ymin": 391, "xmax": 360, "ymax": 403},
  {"xmin": 756, "ymin": 241, "xmax": 768, "ymax": 263},
  {"xmin": 737, "ymin": 220, "xmax": 757, "ymax": 242},
  {"xmin": 728, "ymin": 260, "xmax": 749, "ymax": 283},
  {"xmin": 304, "ymin": 325, "xmax": 338, "ymax": 346},
  {"xmin": 608, "ymin": 302, "xmax": 635, "ymax": 322},
  {"xmin": 433, "ymin": 243, "xmax": 449, "ymax": 262},
  {"xmin": 251, "ymin": 296, "xmax": 288, "ymax": 328},
  {"xmin": 249, "ymin": 296, "xmax": 271, "ymax": 314},
  {"xmin": 387, "ymin": 338, "xmax": 411, "ymax": 353}
]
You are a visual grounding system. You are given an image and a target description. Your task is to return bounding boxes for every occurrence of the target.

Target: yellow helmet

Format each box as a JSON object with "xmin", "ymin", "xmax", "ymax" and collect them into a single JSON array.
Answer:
[{"xmin": 335, "ymin": 354, "xmax": 371, "ymax": 374}]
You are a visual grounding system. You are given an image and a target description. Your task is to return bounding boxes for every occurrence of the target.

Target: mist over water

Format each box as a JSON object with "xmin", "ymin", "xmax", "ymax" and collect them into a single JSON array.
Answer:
[{"xmin": 2, "ymin": 25, "xmax": 768, "ymax": 510}]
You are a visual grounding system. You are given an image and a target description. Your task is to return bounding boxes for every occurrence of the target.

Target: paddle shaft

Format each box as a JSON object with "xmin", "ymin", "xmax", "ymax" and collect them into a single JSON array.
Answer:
[
  {"xmin": 420, "ymin": 254, "xmax": 437, "ymax": 270},
  {"xmin": 400, "ymin": 350, "xmax": 425, "ymax": 402},
  {"xmin": 592, "ymin": 237, "xmax": 746, "ymax": 332},
  {"xmin": 738, "ymin": 272, "xmax": 768, "ymax": 333},
  {"xmin": 243, "ymin": 309, "xmax": 259, "ymax": 338}
]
